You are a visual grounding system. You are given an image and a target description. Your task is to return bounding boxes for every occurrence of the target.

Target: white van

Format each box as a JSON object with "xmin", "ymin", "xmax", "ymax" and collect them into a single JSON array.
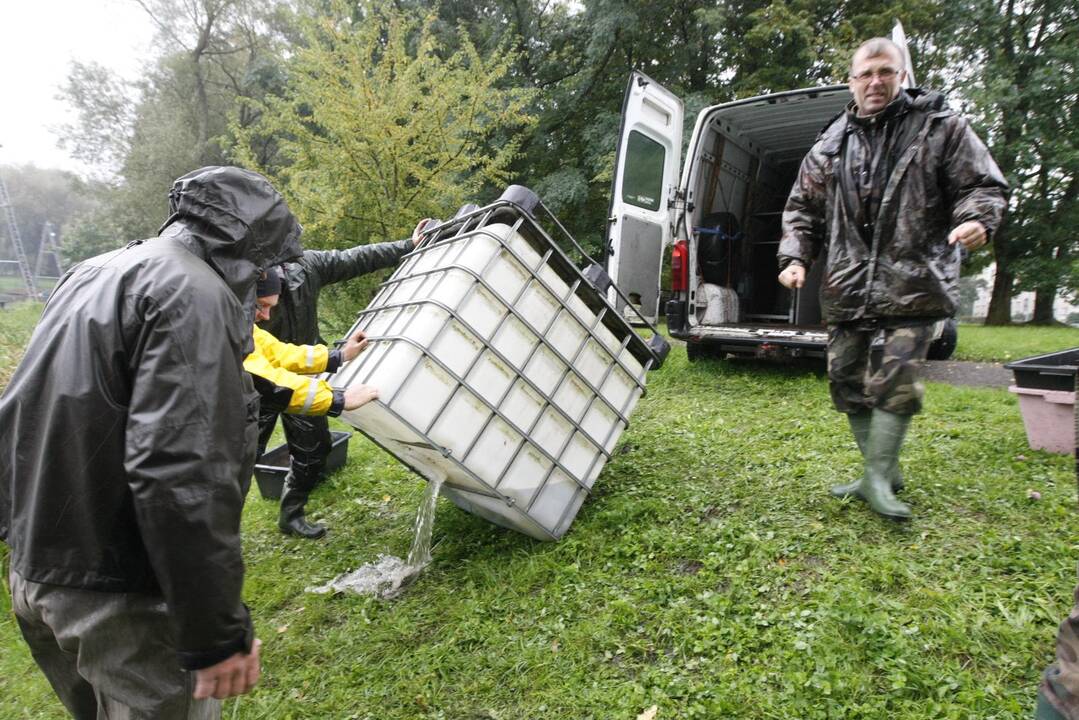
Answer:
[{"xmin": 603, "ymin": 52, "xmax": 958, "ymax": 362}]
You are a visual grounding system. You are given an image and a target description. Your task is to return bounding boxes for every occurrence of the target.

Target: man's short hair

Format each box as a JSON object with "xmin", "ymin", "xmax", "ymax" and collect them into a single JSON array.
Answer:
[{"xmin": 851, "ymin": 37, "xmax": 903, "ymax": 71}]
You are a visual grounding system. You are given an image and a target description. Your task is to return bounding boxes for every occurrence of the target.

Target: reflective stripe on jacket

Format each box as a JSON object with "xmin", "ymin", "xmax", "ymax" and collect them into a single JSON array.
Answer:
[{"xmin": 244, "ymin": 326, "xmax": 336, "ymax": 416}]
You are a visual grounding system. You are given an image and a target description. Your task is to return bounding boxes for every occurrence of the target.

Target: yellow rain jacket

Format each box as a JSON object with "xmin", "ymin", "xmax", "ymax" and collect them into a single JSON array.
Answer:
[{"xmin": 243, "ymin": 326, "xmax": 342, "ymax": 416}]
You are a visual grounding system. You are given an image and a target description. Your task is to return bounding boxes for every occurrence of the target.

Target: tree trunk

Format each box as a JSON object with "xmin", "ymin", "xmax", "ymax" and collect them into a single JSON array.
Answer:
[
  {"xmin": 985, "ymin": 263, "xmax": 1014, "ymax": 325},
  {"xmin": 1032, "ymin": 287, "xmax": 1057, "ymax": 324}
]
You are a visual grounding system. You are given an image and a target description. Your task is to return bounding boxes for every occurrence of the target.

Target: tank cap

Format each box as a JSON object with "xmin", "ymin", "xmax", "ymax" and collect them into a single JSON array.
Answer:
[
  {"xmin": 498, "ymin": 185, "xmax": 541, "ymax": 217},
  {"xmin": 648, "ymin": 334, "xmax": 671, "ymax": 368}
]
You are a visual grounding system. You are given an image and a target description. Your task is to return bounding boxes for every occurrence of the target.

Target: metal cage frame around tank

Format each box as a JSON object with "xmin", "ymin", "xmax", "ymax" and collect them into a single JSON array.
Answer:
[{"xmin": 337, "ymin": 187, "xmax": 670, "ymax": 538}]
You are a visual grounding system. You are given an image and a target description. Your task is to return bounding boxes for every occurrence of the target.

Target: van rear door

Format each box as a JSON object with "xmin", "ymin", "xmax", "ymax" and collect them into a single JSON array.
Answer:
[{"xmin": 605, "ymin": 71, "xmax": 683, "ymax": 324}]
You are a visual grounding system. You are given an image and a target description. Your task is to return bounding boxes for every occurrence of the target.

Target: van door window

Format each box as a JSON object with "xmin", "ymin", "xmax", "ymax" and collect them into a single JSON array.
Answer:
[{"xmin": 621, "ymin": 130, "xmax": 665, "ymax": 211}]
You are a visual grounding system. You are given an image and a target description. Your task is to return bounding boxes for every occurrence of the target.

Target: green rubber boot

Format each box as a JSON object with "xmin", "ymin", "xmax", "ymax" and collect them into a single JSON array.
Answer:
[
  {"xmin": 830, "ymin": 410, "xmax": 904, "ymax": 498},
  {"xmin": 830, "ymin": 410, "xmax": 871, "ymax": 499},
  {"xmin": 860, "ymin": 409, "xmax": 912, "ymax": 520},
  {"xmin": 1035, "ymin": 688, "xmax": 1066, "ymax": 720},
  {"xmin": 1037, "ymin": 668, "xmax": 1073, "ymax": 720}
]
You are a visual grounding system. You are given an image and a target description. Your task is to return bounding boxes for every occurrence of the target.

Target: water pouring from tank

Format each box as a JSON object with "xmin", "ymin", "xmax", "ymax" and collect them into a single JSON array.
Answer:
[{"xmin": 307, "ymin": 474, "xmax": 444, "ymax": 599}]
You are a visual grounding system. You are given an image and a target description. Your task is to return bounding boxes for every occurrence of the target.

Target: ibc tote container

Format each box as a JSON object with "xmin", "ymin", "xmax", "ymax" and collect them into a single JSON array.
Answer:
[{"xmin": 332, "ymin": 187, "xmax": 669, "ymax": 541}]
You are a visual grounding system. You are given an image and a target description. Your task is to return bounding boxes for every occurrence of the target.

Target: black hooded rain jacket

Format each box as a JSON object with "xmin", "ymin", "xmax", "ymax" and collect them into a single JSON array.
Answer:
[{"xmin": 0, "ymin": 166, "xmax": 302, "ymax": 670}]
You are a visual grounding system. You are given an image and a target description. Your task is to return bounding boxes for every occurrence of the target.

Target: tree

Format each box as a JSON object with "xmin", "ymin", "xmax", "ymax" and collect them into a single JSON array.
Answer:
[
  {"xmin": 944, "ymin": 0, "xmax": 1079, "ymax": 324},
  {"xmin": 957, "ymin": 273, "xmax": 988, "ymax": 317},
  {"xmin": 229, "ymin": 0, "xmax": 536, "ymax": 324},
  {"xmin": 0, "ymin": 165, "xmax": 99, "ymax": 271},
  {"xmin": 415, "ymin": 0, "xmax": 957, "ymax": 260},
  {"xmin": 57, "ymin": 0, "xmax": 295, "ymax": 242},
  {"xmin": 61, "ymin": 204, "xmax": 127, "ymax": 266},
  {"xmin": 232, "ymin": 1, "xmax": 534, "ymax": 241},
  {"xmin": 56, "ymin": 62, "xmax": 138, "ymax": 181}
]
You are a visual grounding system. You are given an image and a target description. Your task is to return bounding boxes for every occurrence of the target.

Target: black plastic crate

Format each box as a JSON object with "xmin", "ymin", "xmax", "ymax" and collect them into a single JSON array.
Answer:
[
  {"xmin": 1004, "ymin": 348, "xmax": 1079, "ymax": 392},
  {"xmin": 253, "ymin": 430, "xmax": 351, "ymax": 500}
]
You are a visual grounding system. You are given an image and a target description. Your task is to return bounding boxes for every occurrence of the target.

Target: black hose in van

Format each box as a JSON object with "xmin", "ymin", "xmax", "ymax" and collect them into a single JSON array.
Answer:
[{"xmin": 697, "ymin": 212, "xmax": 742, "ymax": 287}]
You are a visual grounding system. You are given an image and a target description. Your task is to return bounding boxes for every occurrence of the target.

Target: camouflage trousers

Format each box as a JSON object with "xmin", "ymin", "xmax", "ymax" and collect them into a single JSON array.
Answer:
[
  {"xmin": 826, "ymin": 321, "xmax": 934, "ymax": 416},
  {"xmin": 1041, "ymin": 571, "xmax": 1079, "ymax": 719}
]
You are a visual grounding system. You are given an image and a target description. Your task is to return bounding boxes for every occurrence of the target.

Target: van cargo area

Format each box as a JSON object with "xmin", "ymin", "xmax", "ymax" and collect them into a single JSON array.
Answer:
[{"xmin": 673, "ymin": 86, "xmax": 852, "ymax": 357}]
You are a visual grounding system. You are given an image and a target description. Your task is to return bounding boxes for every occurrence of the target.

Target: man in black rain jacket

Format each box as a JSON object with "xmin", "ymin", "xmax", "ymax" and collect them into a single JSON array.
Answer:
[
  {"xmin": 0, "ymin": 166, "xmax": 302, "ymax": 718},
  {"xmin": 257, "ymin": 220, "xmax": 426, "ymax": 539}
]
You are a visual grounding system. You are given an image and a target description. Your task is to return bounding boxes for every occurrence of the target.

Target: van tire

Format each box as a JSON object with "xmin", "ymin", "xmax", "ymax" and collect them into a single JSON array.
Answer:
[{"xmin": 926, "ymin": 319, "xmax": 958, "ymax": 361}]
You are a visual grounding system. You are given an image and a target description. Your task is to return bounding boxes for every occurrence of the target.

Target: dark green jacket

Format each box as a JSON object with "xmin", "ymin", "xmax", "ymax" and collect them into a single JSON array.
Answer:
[
  {"xmin": 778, "ymin": 89, "xmax": 1009, "ymax": 323},
  {"xmin": 260, "ymin": 239, "xmax": 413, "ymax": 344}
]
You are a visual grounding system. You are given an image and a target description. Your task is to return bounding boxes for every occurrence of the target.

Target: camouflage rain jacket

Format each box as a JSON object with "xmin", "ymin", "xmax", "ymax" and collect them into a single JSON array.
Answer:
[{"xmin": 778, "ymin": 88, "xmax": 1009, "ymax": 323}]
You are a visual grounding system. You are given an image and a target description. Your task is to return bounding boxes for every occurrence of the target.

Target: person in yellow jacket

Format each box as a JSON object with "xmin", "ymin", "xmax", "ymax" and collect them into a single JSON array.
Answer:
[
  {"xmin": 246, "ymin": 270, "xmax": 377, "ymax": 537},
  {"xmin": 244, "ymin": 324, "xmax": 372, "ymax": 418}
]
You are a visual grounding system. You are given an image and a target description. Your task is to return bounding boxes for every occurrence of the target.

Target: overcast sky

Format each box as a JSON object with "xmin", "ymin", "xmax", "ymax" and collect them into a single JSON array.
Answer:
[{"xmin": 0, "ymin": 0, "xmax": 156, "ymax": 175}]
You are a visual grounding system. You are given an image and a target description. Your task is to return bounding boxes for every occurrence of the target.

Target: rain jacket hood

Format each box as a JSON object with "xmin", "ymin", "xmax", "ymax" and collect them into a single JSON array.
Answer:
[{"xmin": 160, "ymin": 166, "xmax": 303, "ymax": 327}]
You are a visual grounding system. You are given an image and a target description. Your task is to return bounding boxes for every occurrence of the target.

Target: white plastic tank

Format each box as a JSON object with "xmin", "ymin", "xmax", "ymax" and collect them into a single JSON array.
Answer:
[{"xmin": 332, "ymin": 188, "xmax": 667, "ymax": 540}]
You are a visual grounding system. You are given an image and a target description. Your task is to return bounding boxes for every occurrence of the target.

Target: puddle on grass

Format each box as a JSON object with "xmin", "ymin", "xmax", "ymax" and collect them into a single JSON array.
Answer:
[{"xmin": 307, "ymin": 475, "xmax": 443, "ymax": 600}]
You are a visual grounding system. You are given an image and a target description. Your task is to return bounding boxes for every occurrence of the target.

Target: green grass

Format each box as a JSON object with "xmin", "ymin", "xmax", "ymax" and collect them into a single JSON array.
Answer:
[
  {"xmin": 0, "ymin": 276, "xmax": 56, "ymax": 296},
  {"xmin": 0, "ymin": 301, "xmax": 41, "ymax": 388},
  {"xmin": 1, "ymin": 317, "xmax": 1076, "ymax": 718},
  {"xmin": 956, "ymin": 323, "xmax": 1079, "ymax": 363}
]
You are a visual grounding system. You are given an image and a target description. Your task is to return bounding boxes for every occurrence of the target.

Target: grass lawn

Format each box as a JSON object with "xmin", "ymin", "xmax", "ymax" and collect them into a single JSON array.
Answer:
[
  {"xmin": 956, "ymin": 324, "xmax": 1079, "ymax": 363},
  {"xmin": 0, "ymin": 301, "xmax": 41, "ymax": 388},
  {"xmin": 0, "ymin": 276, "xmax": 57, "ymax": 297},
  {"xmin": 0, "ymin": 311, "xmax": 1076, "ymax": 718}
]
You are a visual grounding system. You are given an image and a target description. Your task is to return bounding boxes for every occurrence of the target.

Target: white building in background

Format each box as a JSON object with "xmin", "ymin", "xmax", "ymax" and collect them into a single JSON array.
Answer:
[{"xmin": 969, "ymin": 265, "xmax": 1079, "ymax": 323}]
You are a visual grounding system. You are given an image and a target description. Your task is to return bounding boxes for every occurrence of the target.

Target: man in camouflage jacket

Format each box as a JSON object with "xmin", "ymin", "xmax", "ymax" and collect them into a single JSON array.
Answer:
[{"xmin": 777, "ymin": 37, "xmax": 1008, "ymax": 519}]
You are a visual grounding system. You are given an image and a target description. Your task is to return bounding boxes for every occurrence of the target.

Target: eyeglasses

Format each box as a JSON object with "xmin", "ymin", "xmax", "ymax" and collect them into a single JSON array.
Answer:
[{"xmin": 849, "ymin": 67, "xmax": 901, "ymax": 84}]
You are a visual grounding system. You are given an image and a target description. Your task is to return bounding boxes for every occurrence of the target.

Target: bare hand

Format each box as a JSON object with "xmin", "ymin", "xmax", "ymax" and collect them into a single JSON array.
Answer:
[
  {"xmin": 778, "ymin": 265, "xmax": 806, "ymax": 289},
  {"xmin": 338, "ymin": 331, "xmax": 369, "ymax": 363},
  {"xmin": 411, "ymin": 218, "xmax": 434, "ymax": 247},
  {"xmin": 947, "ymin": 221, "xmax": 987, "ymax": 249},
  {"xmin": 343, "ymin": 384, "xmax": 379, "ymax": 411},
  {"xmin": 193, "ymin": 638, "xmax": 261, "ymax": 700}
]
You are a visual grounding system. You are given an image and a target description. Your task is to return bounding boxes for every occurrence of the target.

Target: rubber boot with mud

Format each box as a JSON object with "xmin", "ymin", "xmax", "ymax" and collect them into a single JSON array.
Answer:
[
  {"xmin": 859, "ymin": 409, "xmax": 912, "ymax": 520},
  {"xmin": 830, "ymin": 410, "xmax": 904, "ymax": 497},
  {"xmin": 278, "ymin": 472, "xmax": 326, "ymax": 539}
]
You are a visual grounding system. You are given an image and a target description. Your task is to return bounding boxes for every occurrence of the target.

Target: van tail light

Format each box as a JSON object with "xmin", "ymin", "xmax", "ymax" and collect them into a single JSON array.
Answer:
[{"xmin": 671, "ymin": 240, "xmax": 689, "ymax": 293}]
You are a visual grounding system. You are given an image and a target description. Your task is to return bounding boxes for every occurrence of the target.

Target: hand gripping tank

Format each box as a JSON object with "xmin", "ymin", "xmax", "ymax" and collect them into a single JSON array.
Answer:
[{"xmin": 332, "ymin": 187, "xmax": 669, "ymax": 540}]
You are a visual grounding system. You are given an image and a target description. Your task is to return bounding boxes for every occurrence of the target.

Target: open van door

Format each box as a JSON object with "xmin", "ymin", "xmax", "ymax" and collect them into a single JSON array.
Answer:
[{"xmin": 605, "ymin": 72, "xmax": 683, "ymax": 324}]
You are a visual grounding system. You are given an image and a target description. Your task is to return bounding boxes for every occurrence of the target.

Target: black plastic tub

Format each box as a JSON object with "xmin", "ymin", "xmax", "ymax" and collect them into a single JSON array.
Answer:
[
  {"xmin": 1004, "ymin": 348, "xmax": 1079, "ymax": 392},
  {"xmin": 253, "ymin": 430, "xmax": 351, "ymax": 500}
]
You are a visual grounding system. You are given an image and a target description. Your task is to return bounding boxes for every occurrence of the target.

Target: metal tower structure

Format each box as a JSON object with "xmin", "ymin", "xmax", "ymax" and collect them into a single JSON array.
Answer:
[
  {"xmin": 34, "ymin": 221, "xmax": 64, "ymax": 283},
  {"xmin": 0, "ymin": 167, "xmax": 37, "ymax": 298}
]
